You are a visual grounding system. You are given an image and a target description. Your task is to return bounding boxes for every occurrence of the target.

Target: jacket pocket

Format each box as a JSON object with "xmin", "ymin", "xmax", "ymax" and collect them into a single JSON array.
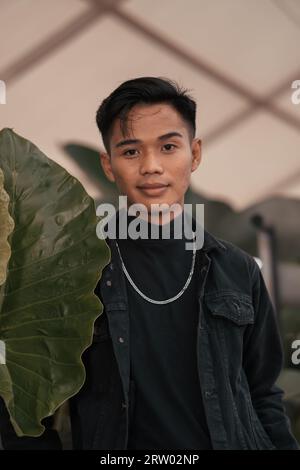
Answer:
[
  {"xmin": 203, "ymin": 292, "xmax": 255, "ymax": 366},
  {"xmin": 204, "ymin": 292, "xmax": 254, "ymax": 325},
  {"xmin": 203, "ymin": 293, "xmax": 258, "ymax": 449},
  {"xmin": 203, "ymin": 293, "xmax": 255, "ymax": 374}
]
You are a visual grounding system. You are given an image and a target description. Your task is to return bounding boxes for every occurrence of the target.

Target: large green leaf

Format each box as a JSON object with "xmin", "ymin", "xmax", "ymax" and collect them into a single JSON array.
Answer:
[
  {"xmin": 0, "ymin": 128, "xmax": 110, "ymax": 437},
  {"xmin": 0, "ymin": 166, "xmax": 15, "ymax": 286}
]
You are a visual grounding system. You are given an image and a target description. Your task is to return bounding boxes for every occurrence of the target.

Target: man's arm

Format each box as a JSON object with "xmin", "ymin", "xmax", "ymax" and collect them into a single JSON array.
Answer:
[
  {"xmin": 242, "ymin": 259, "xmax": 299, "ymax": 450},
  {"xmin": 0, "ymin": 397, "xmax": 62, "ymax": 450}
]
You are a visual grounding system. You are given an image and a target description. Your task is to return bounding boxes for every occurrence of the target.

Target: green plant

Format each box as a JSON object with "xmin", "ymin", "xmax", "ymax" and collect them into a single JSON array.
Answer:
[{"xmin": 0, "ymin": 128, "xmax": 110, "ymax": 437}]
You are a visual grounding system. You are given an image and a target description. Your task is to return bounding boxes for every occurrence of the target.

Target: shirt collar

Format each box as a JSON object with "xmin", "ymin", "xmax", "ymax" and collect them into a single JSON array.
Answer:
[{"xmin": 101, "ymin": 208, "xmax": 227, "ymax": 253}]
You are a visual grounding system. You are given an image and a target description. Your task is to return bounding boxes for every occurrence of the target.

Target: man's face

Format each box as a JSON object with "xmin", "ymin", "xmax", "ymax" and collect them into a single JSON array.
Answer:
[{"xmin": 100, "ymin": 103, "xmax": 201, "ymax": 222}]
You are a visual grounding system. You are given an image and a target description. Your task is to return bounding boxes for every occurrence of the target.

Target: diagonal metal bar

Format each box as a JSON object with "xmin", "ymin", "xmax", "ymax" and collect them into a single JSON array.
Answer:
[
  {"xmin": 1, "ymin": 0, "xmax": 299, "ymax": 145},
  {"xmin": 205, "ymin": 68, "xmax": 300, "ymax": 144},
  {"xmin": 0, "ymin": 0, "xmax": 126, "ymax": 85},
  {"xmin": 111, "ymin": 6, "xmax": 300, "ymax": 140}
]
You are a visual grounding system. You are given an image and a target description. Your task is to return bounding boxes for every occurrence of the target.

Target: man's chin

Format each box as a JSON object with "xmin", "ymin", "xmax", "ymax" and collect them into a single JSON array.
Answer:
[
  {"xmin": 119, "ymin": 193, "xmax": 183, "ymax": 216},
  {"xmin": 128, "ymin": 200, "xmax": 183, "ymax": 224}
]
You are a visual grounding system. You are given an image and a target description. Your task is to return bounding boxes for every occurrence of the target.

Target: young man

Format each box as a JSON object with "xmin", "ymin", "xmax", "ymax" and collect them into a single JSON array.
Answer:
[{"xmin": 0, "ymin": 77, "xmax": 299, "ymax": 450}]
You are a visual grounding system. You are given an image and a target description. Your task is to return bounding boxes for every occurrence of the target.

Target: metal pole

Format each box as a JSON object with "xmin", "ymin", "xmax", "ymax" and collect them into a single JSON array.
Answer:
[{"xmin": 251, "ymin": 214, "xmax": 282, "ymax": 331}]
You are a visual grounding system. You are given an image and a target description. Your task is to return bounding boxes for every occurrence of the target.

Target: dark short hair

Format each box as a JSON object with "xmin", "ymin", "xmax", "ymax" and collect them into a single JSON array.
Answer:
[{"xmin": 95, "ymin": 76, "xmax": 196, "ymax": 155}]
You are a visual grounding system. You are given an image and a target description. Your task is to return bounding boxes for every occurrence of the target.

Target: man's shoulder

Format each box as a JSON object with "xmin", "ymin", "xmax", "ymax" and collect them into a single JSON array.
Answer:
[
  {"xmin": 204, "ymin": 231, "xmax": 259, "ymax": 282},
  {"xmin": 205, "ymin": 229, "xmax": 256, "ymax": 263},
  {"xmin": 214, "ymin": 236, "xmax": 255, "ymax": 261}
]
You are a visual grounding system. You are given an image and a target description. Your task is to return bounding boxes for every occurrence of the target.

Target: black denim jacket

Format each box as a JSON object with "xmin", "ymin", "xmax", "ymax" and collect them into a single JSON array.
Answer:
[
  {"xmin": 1, "ymin": 227, "xmax": 299, "ymax": 450},
  {"xmin": 68, "ymin": 225, "xmax": 299, "ymax": 450}
]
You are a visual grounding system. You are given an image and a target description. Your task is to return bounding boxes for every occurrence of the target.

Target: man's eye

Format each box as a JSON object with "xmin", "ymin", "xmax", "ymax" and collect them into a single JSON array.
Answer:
[
  {"xmin": 123, "ymin": 149, "xmax": 138, "ymax": 157},
  {"xmin": 163, "ymin": 144, "xmax": 176, "ymax": 151}
]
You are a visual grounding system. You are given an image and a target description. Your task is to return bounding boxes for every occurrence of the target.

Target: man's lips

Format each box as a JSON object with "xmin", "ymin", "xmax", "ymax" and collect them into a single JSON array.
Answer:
[
  {"xmin": 137, "ymin": 183, "xmax": 169, "ymax": 189},
  {"xmin": 137, "ymin": 183, "xmax": 170, "ymax": 196}
]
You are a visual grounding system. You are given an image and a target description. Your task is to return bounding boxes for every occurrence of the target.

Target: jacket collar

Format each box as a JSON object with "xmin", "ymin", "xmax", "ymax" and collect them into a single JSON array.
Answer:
[{"xmin": 202, "ymin": 228, "xmax": 227, "ymax": 252}]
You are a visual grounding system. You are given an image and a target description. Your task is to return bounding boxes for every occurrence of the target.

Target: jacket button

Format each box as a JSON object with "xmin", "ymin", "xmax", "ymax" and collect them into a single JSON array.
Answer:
[
  {"xmin": 205, "ymin": 390, "xmax": 213, "ymax": 398},
  {"xmin": 106, "ymin": 280, "xmax": 112, "ymax": 287},
  {"xmin": 121, "ymin": 402, "xmax": 127, "ymax": 409},
  {"xmin": 118, "ymin": 337, "xmax": 125, "ymax": 343}
]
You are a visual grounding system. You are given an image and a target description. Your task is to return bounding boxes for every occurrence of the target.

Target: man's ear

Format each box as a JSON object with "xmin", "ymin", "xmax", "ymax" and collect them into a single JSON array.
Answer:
[
  {"xmin": 99, "ymin": 151, "xmax": 115, "ymax": 183},
  {"xmin": 191, "ymin": 138, "xmax": 202, "ymax": 172}
]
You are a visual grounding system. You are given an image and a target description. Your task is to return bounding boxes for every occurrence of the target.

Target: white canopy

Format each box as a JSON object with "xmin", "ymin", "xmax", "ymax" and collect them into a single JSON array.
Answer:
[{"xmin": 1, "ymin": 0, "xmax": 300, "ymax": 210}]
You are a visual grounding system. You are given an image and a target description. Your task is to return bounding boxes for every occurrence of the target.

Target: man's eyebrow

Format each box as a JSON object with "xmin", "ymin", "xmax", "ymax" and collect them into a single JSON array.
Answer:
[
  {"xmin": 115, "ymin": 131, "xmax": 183, "ymax": 148},
  {"xmin": 158, "ymin": 131, "xmax": 183, "ymax": 141}
]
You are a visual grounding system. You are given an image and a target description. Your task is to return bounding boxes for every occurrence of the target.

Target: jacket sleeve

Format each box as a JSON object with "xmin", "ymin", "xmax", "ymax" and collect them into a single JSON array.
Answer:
[
  {"xmin": 243, "ymin": 259, "xmax": 299, "ymax": 450},
  {"xmin": 0, "ymin": 396, "xmax": 62, "ymax": 450}
]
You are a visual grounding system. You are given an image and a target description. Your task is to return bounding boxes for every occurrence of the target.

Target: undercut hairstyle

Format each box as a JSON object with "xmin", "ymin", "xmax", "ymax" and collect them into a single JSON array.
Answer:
[{"xmin": 95, "ymin": 76, "xmax": 196, "ymax": 155}]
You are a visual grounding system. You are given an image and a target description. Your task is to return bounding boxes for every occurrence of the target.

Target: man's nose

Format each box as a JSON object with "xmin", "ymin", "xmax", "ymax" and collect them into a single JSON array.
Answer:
[{"xmin": 139, "ymin": 151, "xmax": 163, "ymax": 174}]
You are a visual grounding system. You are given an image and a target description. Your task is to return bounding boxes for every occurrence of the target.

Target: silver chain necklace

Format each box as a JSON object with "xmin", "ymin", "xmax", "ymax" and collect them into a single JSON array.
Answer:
[{"xmin": 115, "ymin": 231, "xmax": 197, "ymax": 305}]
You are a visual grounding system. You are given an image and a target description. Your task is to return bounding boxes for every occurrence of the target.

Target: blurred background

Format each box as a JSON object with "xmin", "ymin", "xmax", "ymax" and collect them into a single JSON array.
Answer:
[{"xmin": 0, "ymin": 0, "xmax": 300, "ymax": 448}]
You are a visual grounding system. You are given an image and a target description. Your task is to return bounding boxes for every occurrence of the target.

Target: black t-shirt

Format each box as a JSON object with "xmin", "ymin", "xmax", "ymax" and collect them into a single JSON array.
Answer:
[{"xmin": 116, "ymin": 212, "xmax": 212, "ymax": 450}]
